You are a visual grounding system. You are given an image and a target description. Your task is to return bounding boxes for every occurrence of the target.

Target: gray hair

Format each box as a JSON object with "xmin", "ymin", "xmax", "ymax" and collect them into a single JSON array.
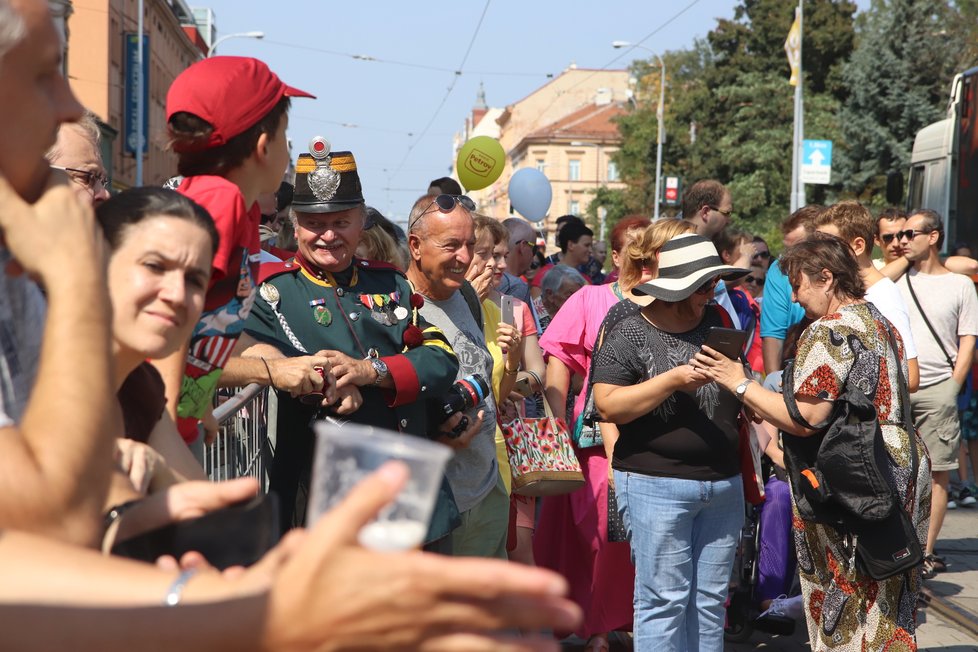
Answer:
[
  {"xmin": 540, "ymin": 264, "xmax": 586, "ymax": 296},
  {"xmin": 407, "ymin": 193, "xmax": 472, "ymax": 238},
  {"xmin": 502, "ymin": 217, "xmax": 535, "ymax": 244},
  {"xmin": 0, "ymin": 0, "xmax": 27, "ymax": 63},
  {"xmin": 47, "ymin": 110, "xmax": 101, "ymax": 161}
]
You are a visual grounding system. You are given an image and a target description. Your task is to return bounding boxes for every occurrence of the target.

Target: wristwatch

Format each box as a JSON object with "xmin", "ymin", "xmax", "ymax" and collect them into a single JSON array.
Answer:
[
  {"xmin": 370, "ymin": 358, "xmax": 389, "ymax": 386},
  {"xmin": 734, "ymin": 378, "xmax": 753, "ymax": 401}
]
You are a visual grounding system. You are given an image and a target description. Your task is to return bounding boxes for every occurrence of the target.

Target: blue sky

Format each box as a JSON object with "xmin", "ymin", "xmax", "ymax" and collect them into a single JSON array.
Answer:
[{"xmin": 201, "ymin": 0, "xmax": 861, "ymax": 223}]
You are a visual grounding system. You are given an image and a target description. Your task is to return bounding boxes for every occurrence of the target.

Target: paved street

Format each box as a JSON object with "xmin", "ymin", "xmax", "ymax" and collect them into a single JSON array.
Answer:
[{"xmin": 560, "ymin": 506, "xmax": 978, "ymax": 651}]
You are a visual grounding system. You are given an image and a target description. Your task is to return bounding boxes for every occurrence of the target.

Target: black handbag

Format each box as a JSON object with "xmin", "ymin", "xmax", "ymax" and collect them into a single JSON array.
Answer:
[{"xmin": 782, "ymin": 320, "xmax": 923, "ymax": 580}]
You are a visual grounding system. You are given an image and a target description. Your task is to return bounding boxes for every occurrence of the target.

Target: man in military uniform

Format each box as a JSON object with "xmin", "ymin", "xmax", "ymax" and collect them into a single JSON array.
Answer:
[{"xmin": 224, "ymin": 139, "xmax": 463, "ymax": 540}]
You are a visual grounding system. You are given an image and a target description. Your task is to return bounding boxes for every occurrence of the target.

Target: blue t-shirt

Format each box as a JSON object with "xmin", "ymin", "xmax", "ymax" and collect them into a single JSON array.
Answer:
[{"xmin": 759, "ymin": 259, "xmax": 805, "ymax": 339}]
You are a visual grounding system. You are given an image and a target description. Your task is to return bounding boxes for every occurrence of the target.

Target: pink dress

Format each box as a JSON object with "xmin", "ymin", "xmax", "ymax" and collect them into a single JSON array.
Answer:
[{"xmin": 535, "ymin": 284, "xmax": 635, "ymax": 638}]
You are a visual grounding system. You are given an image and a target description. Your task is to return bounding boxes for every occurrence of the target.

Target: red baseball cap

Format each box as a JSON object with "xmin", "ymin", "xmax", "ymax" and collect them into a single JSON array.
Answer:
[{"xmin": 166, "ymin": 56, "xmax": 314, "ymax": 152}]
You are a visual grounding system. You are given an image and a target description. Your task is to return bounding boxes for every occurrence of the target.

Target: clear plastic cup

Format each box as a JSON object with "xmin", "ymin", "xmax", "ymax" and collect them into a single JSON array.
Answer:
[{"xmin": 308, "ymin": 421, "xmax": 453, "ymax": 551}]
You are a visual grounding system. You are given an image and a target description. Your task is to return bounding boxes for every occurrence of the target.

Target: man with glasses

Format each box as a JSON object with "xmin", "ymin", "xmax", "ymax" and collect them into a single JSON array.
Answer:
[
  {"xmin": 896, "ymin": 209, "xmax": 978, "ymax": 578},
  {"xmin": 751, "ymin": 236, "xmax": 771, "ymax": 271},
  {"xmin": 46, "ymin": 111, "xmax": 110, "ymax": 206},
  {"xmin": 681, "ymin": 179, "xmax": 732, "ymax": 239},
  {"xmin": 500, "ymin": 217, "xmax": 541, "ymax": 326},
  {"xmin": 406, "ymin": 192, "xmax": 508, "ymax": 559}
]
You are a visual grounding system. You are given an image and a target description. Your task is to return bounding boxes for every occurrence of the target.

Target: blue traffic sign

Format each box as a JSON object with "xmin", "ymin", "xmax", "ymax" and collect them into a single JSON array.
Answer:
[{"xmin": 801, "ymin": 139, "xmax": 833, "ymax": 184}]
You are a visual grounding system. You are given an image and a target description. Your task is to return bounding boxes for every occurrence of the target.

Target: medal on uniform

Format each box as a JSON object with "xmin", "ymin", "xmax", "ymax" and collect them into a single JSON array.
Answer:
[
  {"xmin": 314, "ymin": 305, "xmax": 332, "ymax": 326},
  {"xmin": 393, "ymin": 305, "xmax": 409, "ymax": 321},
  {"xmin": 308, "ymin": 136, "xmax": 340, "ymax": 201},
  {"xmin": 309, "ymin": 298, "xmax": 332, "ymax": 326},
  {"xmin": 259, "ymin": 283, "xmax": 281, "ymax": 311}
]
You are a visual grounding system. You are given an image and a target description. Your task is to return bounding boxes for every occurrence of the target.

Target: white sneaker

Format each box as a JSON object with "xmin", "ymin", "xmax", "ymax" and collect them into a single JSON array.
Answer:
[
  {"xmin": 759, "ymin": 595, "xmax": 804, "ymax": 621},
  {"xmin": 948, "ymin": 496, "xmax": 958, "ymax": 510}
]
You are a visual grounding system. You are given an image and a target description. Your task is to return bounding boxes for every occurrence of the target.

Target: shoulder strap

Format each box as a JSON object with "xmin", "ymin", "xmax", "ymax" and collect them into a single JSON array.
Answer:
[
  {"xmin": 782, "ymin": 360, "xmax": 829, "ymax": 431},
  {"xmin": 904, "ymin": 273, "xmax": 955, "ymax": 370},
  {"xmin": 459, "ymin": 281, "xmax": 484, "ymax": 330}
]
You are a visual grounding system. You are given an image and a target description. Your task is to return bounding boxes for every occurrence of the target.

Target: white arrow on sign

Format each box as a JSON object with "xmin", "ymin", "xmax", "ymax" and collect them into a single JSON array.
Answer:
[{"xmin": 808, "ymin": 149, "xmax": 825, "ymax": 166}]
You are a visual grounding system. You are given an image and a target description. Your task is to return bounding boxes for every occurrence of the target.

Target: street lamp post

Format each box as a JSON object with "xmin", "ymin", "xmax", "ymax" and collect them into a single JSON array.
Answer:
[
  {"xmin": 207, "ymin": 31, "xmax": 265, "ymax": 58},
  {"xmin": 613, "ymin": 41, "xmax": 665, "ymax": 221}
]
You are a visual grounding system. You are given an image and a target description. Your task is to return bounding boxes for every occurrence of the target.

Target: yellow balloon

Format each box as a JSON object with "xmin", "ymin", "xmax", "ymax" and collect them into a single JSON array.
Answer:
[{"xmin": 456, "ymin": 136, "xmax": 506, "ymax": 192}]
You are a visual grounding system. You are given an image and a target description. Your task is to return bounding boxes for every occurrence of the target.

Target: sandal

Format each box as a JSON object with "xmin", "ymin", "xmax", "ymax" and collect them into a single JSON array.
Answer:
[
  {"xmin": 925, "ymin": 553, "xmax": 948, "ymax": 573},
  {"xmin": 584, "ymin": 634, "xmax": 610, "ymax": 652},
  {"xmin": 922, "ymin": 554, "xmax": 946, "ymax": 580}
]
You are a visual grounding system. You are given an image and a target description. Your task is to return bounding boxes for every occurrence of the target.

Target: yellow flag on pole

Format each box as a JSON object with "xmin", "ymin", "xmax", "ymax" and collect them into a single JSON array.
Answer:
[{"xmin": 784, "ymin": 9, "xmax": 801, "ymax": 86}]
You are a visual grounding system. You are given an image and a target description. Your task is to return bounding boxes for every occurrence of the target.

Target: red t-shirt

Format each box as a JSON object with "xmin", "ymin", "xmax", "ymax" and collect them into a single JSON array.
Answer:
[{"xmin": 175, "ymin": 175, "xmax": 261, "ymax": 442}]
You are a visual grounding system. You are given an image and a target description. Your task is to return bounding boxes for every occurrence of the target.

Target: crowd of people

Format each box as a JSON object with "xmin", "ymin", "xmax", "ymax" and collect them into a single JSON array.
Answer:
[{"xmin": 2, "ymin": 1, "xmax": 976, "ymax": 651}]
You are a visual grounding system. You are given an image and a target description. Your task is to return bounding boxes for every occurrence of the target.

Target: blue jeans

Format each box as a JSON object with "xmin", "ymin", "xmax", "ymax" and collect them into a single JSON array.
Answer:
[{"xmin": 614, "ymin": 471, "xmax": 744, "ymax": 652}]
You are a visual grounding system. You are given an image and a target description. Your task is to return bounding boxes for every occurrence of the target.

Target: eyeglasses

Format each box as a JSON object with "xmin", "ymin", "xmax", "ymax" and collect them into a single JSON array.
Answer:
[
  {"xmin": 745, "ymin": 275, "xmax": 765, "ymax": 286},
  {"xmin": 879, "ymin": 233, "xmax": 900, "ymax": 244},
  {"xmin": 751, "ymin": 250, "xmax": 771, "ymax": 260},
  {"xmin": 708, "ymin": 205, "xmax": 733, "ymax": 218},
  {"xmin": 409, "ymin": 194, "xmax": 476, "ymax": 232},
  {"xmin": 896, "ymin": 228, "xmax": 933, "ymax": 241},
  {"xmin": 694, "ymin": 276, "xmax": 721, "ymax": 295},
  {"xmin": 50, "ymin": 165, "xmax": 110, "ymax": 191},
  {"xmin": 513, "ymin": 240, "xmax": 540, "ymax": 253}
]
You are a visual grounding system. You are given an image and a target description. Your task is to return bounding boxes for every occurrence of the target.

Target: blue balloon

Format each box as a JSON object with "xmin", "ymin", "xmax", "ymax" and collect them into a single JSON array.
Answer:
[{"xmin": 508, "ymin": 168, "xmax": 552, "ymax": 223}]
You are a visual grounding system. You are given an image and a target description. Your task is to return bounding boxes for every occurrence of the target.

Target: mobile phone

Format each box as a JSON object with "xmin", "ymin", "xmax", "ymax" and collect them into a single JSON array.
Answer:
[
  {"xmin": 500, "ymin": 294, "xmax": 515, "ymax": 326},
  {"xmin": 513, "ymin": 375, "xmax": 533, "ymax": 397},
  {"xmin": 703, "ymin": 327, "xmax": 748, "ymax": 360},
  {"xmin": 111, "ymin": 494, "xmax": 280, "ymax": 569}
]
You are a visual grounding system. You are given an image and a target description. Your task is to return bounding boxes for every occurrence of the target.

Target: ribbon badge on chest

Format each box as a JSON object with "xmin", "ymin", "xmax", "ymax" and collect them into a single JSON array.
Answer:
[{"xmin": 309, "ymin": 298, "xmax": 332, "ymax": 326}]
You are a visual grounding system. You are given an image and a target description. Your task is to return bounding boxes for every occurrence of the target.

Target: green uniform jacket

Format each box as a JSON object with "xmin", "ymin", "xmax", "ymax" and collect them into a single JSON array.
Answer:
[{"xmin": 244, "ymin": 256, "xmax": 460, "ymax": 541}]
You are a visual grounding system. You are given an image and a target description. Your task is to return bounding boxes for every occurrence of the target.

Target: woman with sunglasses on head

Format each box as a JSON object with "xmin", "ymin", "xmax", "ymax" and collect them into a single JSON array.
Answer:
[
  {"xmin": 534, "ymin": 219, "xmax": 694, "ymax": 652},
  {"xmin": 591, "ymin": 232, "xmax": 750, "ymax": 652}
]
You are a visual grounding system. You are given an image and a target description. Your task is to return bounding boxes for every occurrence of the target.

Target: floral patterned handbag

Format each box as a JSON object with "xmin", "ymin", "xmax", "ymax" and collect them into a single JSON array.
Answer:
[{"xmin": 502, "ymin": 399, "xmax": 585, "ymax": 497}]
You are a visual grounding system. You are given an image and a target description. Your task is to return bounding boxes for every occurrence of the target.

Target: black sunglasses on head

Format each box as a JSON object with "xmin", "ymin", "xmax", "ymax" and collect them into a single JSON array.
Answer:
[{"xmin": 409, "ymin": 194, "xmax": 476, "ymax": 231}]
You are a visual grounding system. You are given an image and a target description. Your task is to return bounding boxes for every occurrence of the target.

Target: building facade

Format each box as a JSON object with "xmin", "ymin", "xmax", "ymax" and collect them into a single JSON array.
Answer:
[
  {"xmin": 454, "ymin": 67, "xmax": 629, "ymax": 245},
  {"xmin": 65, "ymin": 0, "xmax": 208, "ymax": 189}
]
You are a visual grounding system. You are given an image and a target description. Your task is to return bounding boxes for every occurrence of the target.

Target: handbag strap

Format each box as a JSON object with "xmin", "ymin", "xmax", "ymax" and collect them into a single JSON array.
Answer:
[
  {"xmin": 782, "ymin": 360, "xmax": 832, "ymax": 431},
  {"xmin": 904, "ymin": 273, "xmax": 955, "ymax": 371}
]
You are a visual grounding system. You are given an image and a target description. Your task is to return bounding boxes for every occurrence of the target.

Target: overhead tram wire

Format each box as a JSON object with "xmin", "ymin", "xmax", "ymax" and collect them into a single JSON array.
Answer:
[
  {"xmin": 387, "ymin": 0, "xmax": 493, "ymax": 184},
  {"xmin": 520, "ymin": 0, "xmax": 703, "ymax": 132},
  {"xmin": 261, "ymin": 37, "xmax": 549, "ymax": 78}
]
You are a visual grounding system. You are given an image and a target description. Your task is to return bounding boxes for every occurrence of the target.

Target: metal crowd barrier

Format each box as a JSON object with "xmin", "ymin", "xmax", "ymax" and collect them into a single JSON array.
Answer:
[{"xmin": 204, "ymin": 383, "xmax": 277, "ymax": 491}]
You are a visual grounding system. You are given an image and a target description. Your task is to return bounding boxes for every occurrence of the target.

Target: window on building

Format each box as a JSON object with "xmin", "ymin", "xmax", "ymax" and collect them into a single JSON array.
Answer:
[
  {"xmin": 569, "ymin": 200, "xmax": 580, "ymax": 215},
  {"xmin": 536, "ymin": 159, "xmax": 546, "ymax": 172},
  {"xmin": 568, "ymin": 159, "xmax": 581, "ymax": 181},
  {"xmin": 607, "ymin": 160, "xmax": 619, "ymax": 182}
]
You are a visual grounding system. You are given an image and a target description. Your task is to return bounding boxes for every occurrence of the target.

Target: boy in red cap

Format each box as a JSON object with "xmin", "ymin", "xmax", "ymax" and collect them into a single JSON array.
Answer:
[{"xmin": 153, "ymin": 56, "xmax": 314, "ymax": 446}]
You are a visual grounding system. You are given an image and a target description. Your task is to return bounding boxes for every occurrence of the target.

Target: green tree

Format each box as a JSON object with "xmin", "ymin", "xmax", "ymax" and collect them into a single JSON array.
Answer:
[
  {"xmin": 608, "ymin": 0, "xmax": 855, "ymax": 235},
  {"xmin": 837, "ymin": 0, "xmax": 958, "ymax": 201}
]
